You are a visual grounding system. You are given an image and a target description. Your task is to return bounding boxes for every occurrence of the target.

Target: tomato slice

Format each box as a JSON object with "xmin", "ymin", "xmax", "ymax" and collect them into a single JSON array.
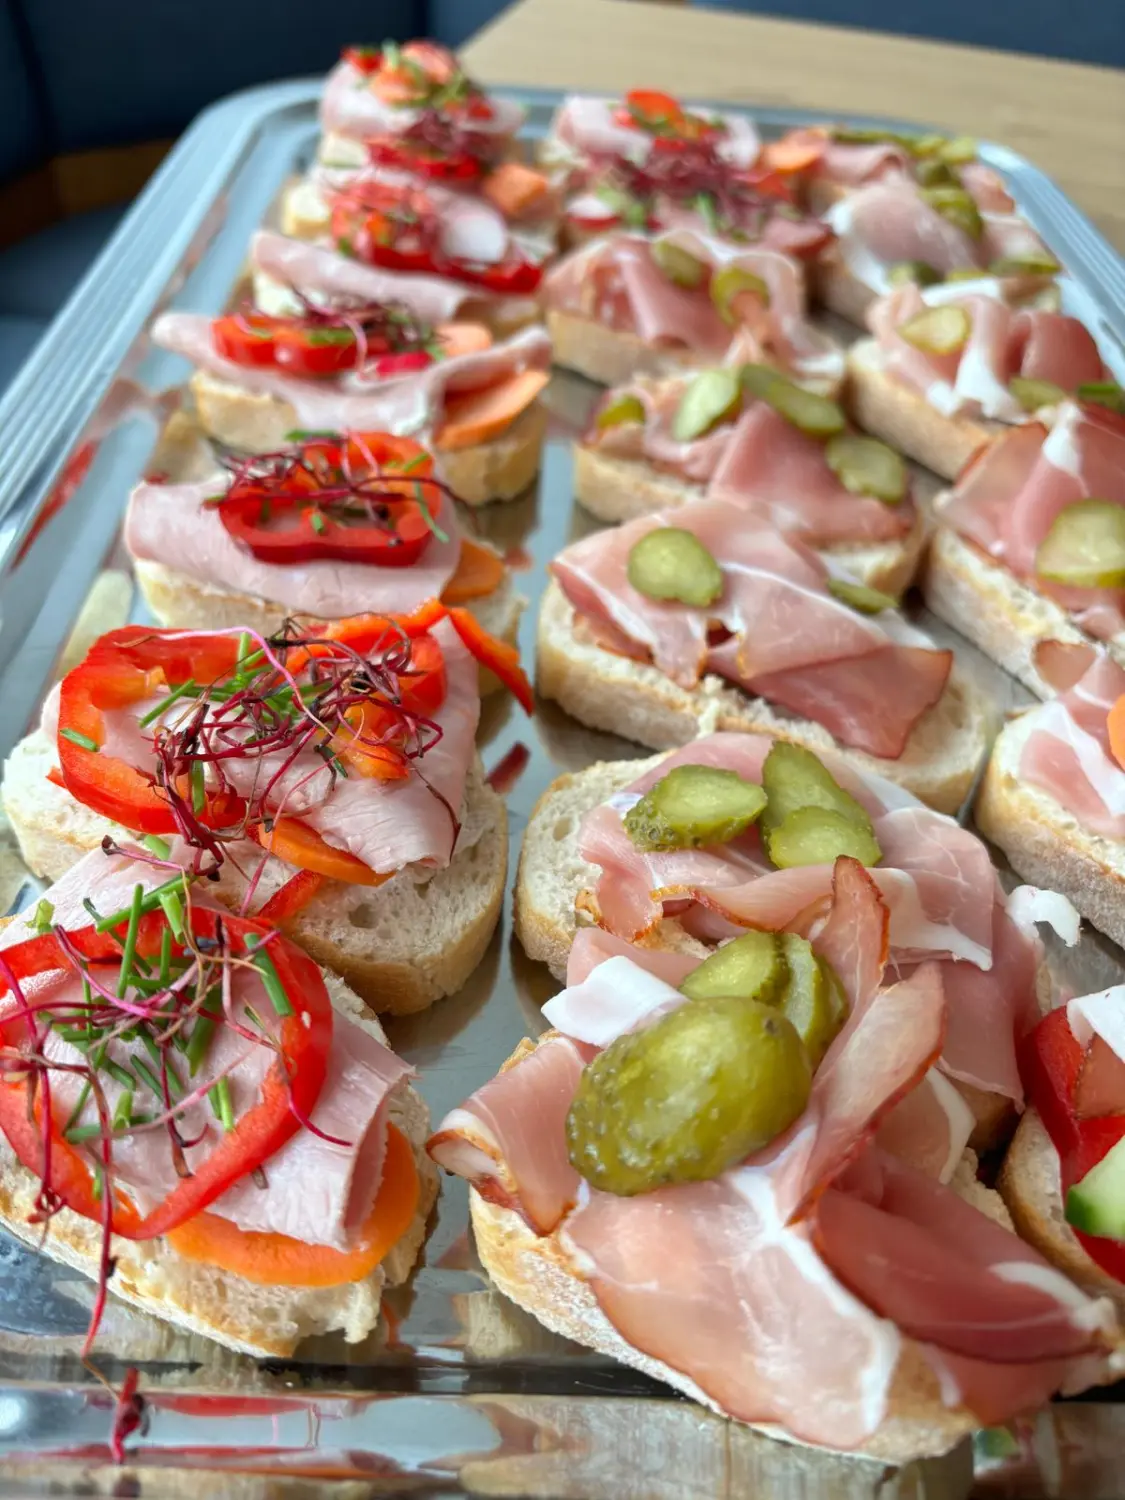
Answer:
[
  {"xmin": 343, "ymin": 44, "xmax": 382, "ymax": 75},
  {"xmin": 212, "ymin": 314, "xmax": 278, "ymax": 367},
  {"xmin": 167, "ymin": 1124, "xmax": 419, "ymax": 1286},
  {"xmin": 272, "ymin": 326, "xmax": 361, "ymax": 379}
]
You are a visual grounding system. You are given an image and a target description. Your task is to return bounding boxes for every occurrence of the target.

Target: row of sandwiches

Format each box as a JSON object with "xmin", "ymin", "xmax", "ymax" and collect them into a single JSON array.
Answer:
[{"xmin": 2, "ymin": 37, "xmax": 1125, "ymax": 1468}]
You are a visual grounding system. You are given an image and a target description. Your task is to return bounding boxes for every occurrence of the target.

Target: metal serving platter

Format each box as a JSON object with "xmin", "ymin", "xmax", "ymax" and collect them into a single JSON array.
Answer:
[{"xmin": 0, "ymin": 82, "xmax": 1123, "ymax": 1498}]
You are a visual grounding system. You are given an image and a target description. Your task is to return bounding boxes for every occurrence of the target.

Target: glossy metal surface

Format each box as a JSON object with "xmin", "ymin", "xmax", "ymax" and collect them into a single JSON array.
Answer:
[{"xmin": 0, "ymin": 83, "xmax": 1121, "ymax": 1496}]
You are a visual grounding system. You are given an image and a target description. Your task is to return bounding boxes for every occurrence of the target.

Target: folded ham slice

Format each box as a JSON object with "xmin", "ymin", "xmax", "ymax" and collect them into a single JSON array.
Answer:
[
  {"xmin": 321, "ymin": 54, "xmax": 525, "ymax": 145},
  {"xmin": 2, "ymin": 851, "xmax": 412, "ymax": 1250},
  {"xmin": 548, "ymin": 95, "xmax": 761, "ymax": 173},
  {"xmin": 545, "ymin": 230, "xmax": 843, "ymax": 387},
  {"xmin": 1018, "ymin": 652, "xmax": 1125, "ymax": 838},
  {"xmin": 937, "ymin": 400, "xmax": 1125, "ymax": 640},
  {"xmin": 868, "ymin": 281, "xmax": 1107, "ymax": 422},
  {"xmin": 551, "ymin": 502, "xmax": 950, "ymax": 757}
]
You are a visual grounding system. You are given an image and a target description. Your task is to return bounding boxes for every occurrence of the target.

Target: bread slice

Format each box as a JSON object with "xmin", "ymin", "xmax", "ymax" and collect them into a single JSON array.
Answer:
[
  {"xmin": 2, "ymin": 732, "xmax": 507, "ymax": 1016},
  {"xmin": 187, "ymin": 370, "xmax": 547, "ymax": 507},
  {"xmin": 846, "ymin": 338, "xmax": 994, "ymax": 482},
  {"xmin": 0, "ymin": 972, "xmax": 438, "ymax": 1357},
  {"xmin": 976, "ymin": 708, "xmax": 1125, "ymax": 948},
  {"xmin": 810, "ymin": 252, "xmax": 877, "ymax": 328},
  {"xmin": 572, "ymin": 443, "xmax": 929, "ymax": 598},
  {"xmin": 466, "ymin": 1044, "xmax": 1064, "ymax": 1464},
  {"xmin": 999, "ymin": 1109, "xmax": 1125, "ymax": 1317},
  {"xmin": 536, "ymin": 580, "xmax": 989, "ymax": 816},
  {"xmin": 924, "ymin": 526, "xmax": 1125, "ymax": 700}
]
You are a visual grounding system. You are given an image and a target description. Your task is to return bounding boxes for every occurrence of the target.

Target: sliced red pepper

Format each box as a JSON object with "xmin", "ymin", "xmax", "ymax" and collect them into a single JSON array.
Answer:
[
  {"xmin": 256, "ymin": 868, "xmax": 326, "ymax": 923},
  {"xmin": 447, "ymin": 606, "xmax": 533, "ymax": 712},
  {"xmin": 255, "ymin": 819, "xmax": 396, "ymax": 887}
]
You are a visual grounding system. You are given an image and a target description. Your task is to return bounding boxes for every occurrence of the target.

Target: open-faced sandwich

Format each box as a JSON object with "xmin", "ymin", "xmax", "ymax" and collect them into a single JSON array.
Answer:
[
  {"xmin": 544, "ymin": 227, "xmax": 843, "ymax": 389},
  {"xmin": 540, "ymin": 88, "xmax": 827, "ymax": 258},
  {"xmin": 0, "ymin": 845, "xmax": 437, "ymax": 1355},
  {"xmin": 153, "ymin": 241, "xmax": 552, "ymax": 507},
  {"xmin": 539, "ymin": 502, "xmax": 987, "ymax": 810},
  {"xmin": 124, "ymin": 428, "xmax": 524, "ymax": 648},
  {"xmin": 923, "ymin": 396, "xmax": 1125, "ymax": 696},
  {"xmin": 848, "ymin": 278, "xmax": 1114, "ymax": 481},
  {"xmin": 1001, "ymin": 982, "xmax": 1125, "ymax": 1319},
  {"xmin": 433, "ymin": 841, "xmax": 1118, "ymax": 1459},
  {"xmin": 3, "ymin": 607, "xmax": 530, "ymax": 1012},
  {"xmin": 577, "ymin": 364, "xmax": 926, "ymax": 596},
  {"xmin": 977, "ymin": 652, "xmax": 1125, "ymax": 950}
]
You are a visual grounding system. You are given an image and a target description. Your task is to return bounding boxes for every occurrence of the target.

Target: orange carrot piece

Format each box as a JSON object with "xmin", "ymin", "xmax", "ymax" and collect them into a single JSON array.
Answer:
[
  {"xmin": 762, "ymin": 129, "xmax": 828, "ymax": 175},
  {"xmin": 1108, "ymin": 695, "xmax": 1125, "ymax": 770},
  {"xmin": 435, "ymin": 322, "xmax": 493, "ymax": 359},
  {"xmin": 434, "ymin": 369, "xmax": 550, "ymax": 452},
  {"xmin": 442, "ymin": 538, "xmax": 506, "ymax": 604},
  {"xmin": 482, "ymin": 161, "xmax": 552, "ymax": 219}
]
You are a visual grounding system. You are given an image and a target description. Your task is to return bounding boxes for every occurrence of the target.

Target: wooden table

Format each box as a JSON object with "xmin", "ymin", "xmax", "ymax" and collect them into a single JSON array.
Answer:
[{"xmin": 464, "ymin": 0, "xmax": 1125, "ymax": 251}]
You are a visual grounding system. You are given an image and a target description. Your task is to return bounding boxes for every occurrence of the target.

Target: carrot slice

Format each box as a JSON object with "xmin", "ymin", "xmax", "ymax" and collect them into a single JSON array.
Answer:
[
  {"xmin": 762, "ymin": 129, "xmax": 828, "ymax": 175},
  {"xmin": 435, "ymin": 322, "xmax": 493, "ymax": 360},
  {"xmin": 167, "ymin": 1124, "xmax": 420, "ymax": 1288},
  {"xmin": 434, "ymin": 368, "xmax": 550, "ymax": 452},
  {"xmin": 1108, "ymin": 695, "xmax": 1125, "ymax": 770},
  {"xmin": 482, "ymin": 161, "xmax": 552, "ymax": 219},
  {"xmin": 442, "ymin": 538, "xmax": 506, "ymax": 604},
  {"xmin": 255, "ymin": 818, "xmax": 394, "ymax": 887}
]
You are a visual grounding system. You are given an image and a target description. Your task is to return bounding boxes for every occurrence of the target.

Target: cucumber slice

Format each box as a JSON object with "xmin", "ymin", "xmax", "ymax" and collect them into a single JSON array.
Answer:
[{"xmin": 1066, "ymin": 1134, "xmax": 1125, "ymax": 1239}]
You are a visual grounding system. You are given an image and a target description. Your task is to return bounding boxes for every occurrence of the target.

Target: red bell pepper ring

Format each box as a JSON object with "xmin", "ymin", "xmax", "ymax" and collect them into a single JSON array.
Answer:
[
  {"xmin": 0, "ymin": 907, "xmax": 333, "ymax": 1240},
  {"xmin": 1020, "ymin": 1007, "xmax": 1125, "ymax": 1282}
]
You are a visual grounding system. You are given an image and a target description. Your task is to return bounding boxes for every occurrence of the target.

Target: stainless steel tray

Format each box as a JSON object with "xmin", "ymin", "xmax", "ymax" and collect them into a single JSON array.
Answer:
[{"xmin": 0, "ymin": 81, "xmax": 1123, "ymax": 1498}]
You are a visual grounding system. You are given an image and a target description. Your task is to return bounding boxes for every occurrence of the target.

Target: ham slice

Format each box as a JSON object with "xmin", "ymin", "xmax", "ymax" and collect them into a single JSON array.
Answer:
[
  {"xmin": 151, "ymin": 313, "xmax": 552, "ymax": 447},
  {"xmin": 321, "ymin": 56, "xmax": 524, "ymax": 143},
  {"xmin": 875, "ymin": 1070, "xmax": 975, "ymax": 1183},
  {"xmin": 1, "ymin": 851, "xmax": 411, "ymax": 1249},
  {"xmin": 1019, "ymin": 652, "xmax": 1125, "ymax": 838},
  {"xmin": 125, "ymin": 474, "xmax": 463, "ymax": 620},
  {"xmin": 589, "ymin": 377, "xmax": 737, "ymax": 484},
  {"xmin": 868, "ymin": 282, "xmax": 1107, "ymax": 422},
  {"xmin": 551, "ymin": 501, "xmax": 951, "ymax": 757},
  {"xmin": 549, "ymin": 95, "xmax": 761, "ymax": 171}
]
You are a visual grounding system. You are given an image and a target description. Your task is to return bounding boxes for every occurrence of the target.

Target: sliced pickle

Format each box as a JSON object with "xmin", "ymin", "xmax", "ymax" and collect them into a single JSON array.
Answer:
[
  {"xmin": 652, "ymin": 239, "xmax": 708, "ymax": 289},
  {"xmin": 887, "ymin": 260, "xmax": 942, "ymax": 288},
  {"xmin": 765, "ymin": 806, "xmax": 883, "ymax": 870},
  {"xmin": 831, "ymin": 126, "xmax": 906, "ymax": 146},
  {"xmin": 623, "ymin": 764, "xmax": 767, "ymax": 852},
  {"xmin": 777, "ymin": 933, "xmax": 844, "ymax": 1068},
  {"xmin": 565, "ymin": 994, "xmax": 812, "ymax": 1195},
  {"xmin": 671, "ymin": 367, "xmax": 743, "ymax": 441},
  {"xmin": 988, "ymin": 253, "xmax": 1062, "ymax": 277},
  {"xmin": 944, "ymin": 268, "xmax": 989, "ymax": 282},
  {"xmin": 679, "ymin": 930, "xmax": 787, "ymax": 1007},
  {"xmin": 710, "ymin": 265, "xmax": 771, "ymax": 326},
  {"xmin": 938, "ymin": 135, "xmax": 978, "ymax": 165},
  {"xmin": 1008, "ymin": 376, "xmax": 1066, "ymax": 413},
  {"xmin": 899, "ymin": 304, "xmax": 972, "ymax": 355},
  {"xmin": 1035, "ymin": 499, "xmax": 1125, "ymax": 588},
  {"xmin": 626, "ymin": 527, "xmax": 724, "ymax": 608},
  {"xmin": 596, "ymin": 392, "xmax": 646, "ymax": 429},
  {"xmin": 1077, "ymin": 381, "xmax": 1125, "ymax": 415},
  {"xmin": 907, "ymin": 132, "xmax": 947, "ymax": 158},
  {"xmin": 760, "ymin": 741, "xmax": 876, "ymax": 840},
  {"xmin": 920, "ymin": 185, "xmax": 983, "ymax": 240},
  {"xmin": 738, "ymin": 363, "xmax": 845, "ymax": 438},
  {"xmin": 827, "ymin": 577, "xmax": 900, "ymax": 614},
  {"xmin": 824, "ymin": 433, "xmax": 907, "ymax": 503},
  {"xmin": 915, "ymin": 157, "xmax": 959, "ymax": 190}
]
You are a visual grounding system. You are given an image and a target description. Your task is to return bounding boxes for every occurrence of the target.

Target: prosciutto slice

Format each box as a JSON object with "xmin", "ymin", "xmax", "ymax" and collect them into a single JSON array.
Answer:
[
  {"xmin": 1019, "ymin": 652, "xmax": 1125, "ymax": 837},
  {"xmin": 545, "ymin": 230, "xmax": 843, "ymax": 386},
  {"xmin": 551, "ymin": 502, "xmax": 951, "ymax": 757},
  {"xmin": 868, "ymin": 281, "xmax": 1107, "ymax": 423},
  {"xmin": 2, "ymin": 851, "xmax": 411, "ymax": 1250},
  {"xmin": 938, "ymin": 401, "xmax": 1125, "ymax": 639},
  {"xmin": 151, "ymin": 314, "xmax": 553, "ymax": 448},
  {"xmin": 125, "ymin": 474, "xmax": 463, "ymax": 620}
]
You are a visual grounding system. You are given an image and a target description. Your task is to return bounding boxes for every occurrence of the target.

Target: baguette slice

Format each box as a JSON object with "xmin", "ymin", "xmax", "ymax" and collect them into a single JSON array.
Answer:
[
  {"xmin": 924, "ymin": 525, "xmax": 1125, "ymax": 701},
  {"xmin": 536, "ymin": 579, "xmax": 989, "ymax": 816},
  {"xmin": 466, "ymin": 1044, "xmax": 1037, "ymax": 1465},
  {"xmin": 846, "ymin": 338, "xmax": 994, "ymax": 482},
  {"xmin": 999, "ymin": 1109, "xmax": 1125, "ymax": 1318},
  {"xmin": 187, "ymin": 369, "xmax": 547, "ymax": 507},
  {"xmin": 572, "ymin": 442, "xmax": 929, "ymax": 598},
  {"xmin": 3, "ymin": 732, "xmax": 507, "ymax": 1016},
  {"xmin": 810, "ymin": 250, "xmax": 878, "ymax": 328},
  {"xmin": 0, "ymin": 971, "xmax": 438, "ymax": 1357},
  {"xmin": 976, "ymin": 708, "xmax": 1125, "ymax": 948}
]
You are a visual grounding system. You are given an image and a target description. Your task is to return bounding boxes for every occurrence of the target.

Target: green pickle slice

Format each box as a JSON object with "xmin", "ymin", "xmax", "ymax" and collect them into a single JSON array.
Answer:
[
  {"xmin": 623, "ymin": 764, "xmax": 767, "ymax": 852},
  {"xmin": 596, "ymin": 392, "xmax": 646, "ymax": 429},
  {"xmin": 827, "ymin": 577, "xmax": 900, "ymax": 614},
  {"xmin": 920, "ymin": 186, "xmax": 983, "ymax": 240},
  {"xmin": 651, "ymin": 240, "xmax": 708, "ymax": 289},
  {"xmin": 1077, "ymin": 381, "xmax": 1125, "ymax": 415},
  {"xmin": 671, "ymin": 367, "xmax": 742, "ymax": 441},
  {"xmin": 886, "ymin": 260, "xmax": 942, "ymax": 288},
  {"xmin": 738, "ymin": 363, "xmax": 846, "ymax": 438},
  {"xmin": 899, "ymin": 304, "xmax": 971, "ymax": 355},
  {"xmin": 626, "ymin": 527, "xmax": 724, "ymax": 608},
  {"xmin": 937, "ymin": 135, "xmax": 978, "ymax": 165},
  {"xmin": 824, "ymin": 433, "xmax": 907, "ymax": 503},
  {"xmin": 989, "ymin": 253, "xmax": 1062, "ymax": 277},
  {"xmin": 766, "ymin": 807, "xmax": 883, "ymax": 870},
  {"xmin": 710, "ymin": 265, "xmax": 771, "ymax": 326},
  {"xmin": 760, "ymin": 741, "xmax": 874, "ymax": 837},
  {"xmin": 565, "ymin": 994, "xmax": 812, "ymax": 1195},
  {"xmin": 679, "ymin": 930, "xmax": 787, "ymax": 1007},
  {"xmin": 1008, "ymin": 376, "xmax": 1066, "ymax": 413},
  {"xmin": 777, "ymin": 933, "xmax": 844, "ymax": 1067},
  {"xmin": 1035, "ymin": 500, "xmax": 1125, "ymax": 589},
  {"xmin": 914, "ymin": 157, "xmax": 959, "ymax": 190}
]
